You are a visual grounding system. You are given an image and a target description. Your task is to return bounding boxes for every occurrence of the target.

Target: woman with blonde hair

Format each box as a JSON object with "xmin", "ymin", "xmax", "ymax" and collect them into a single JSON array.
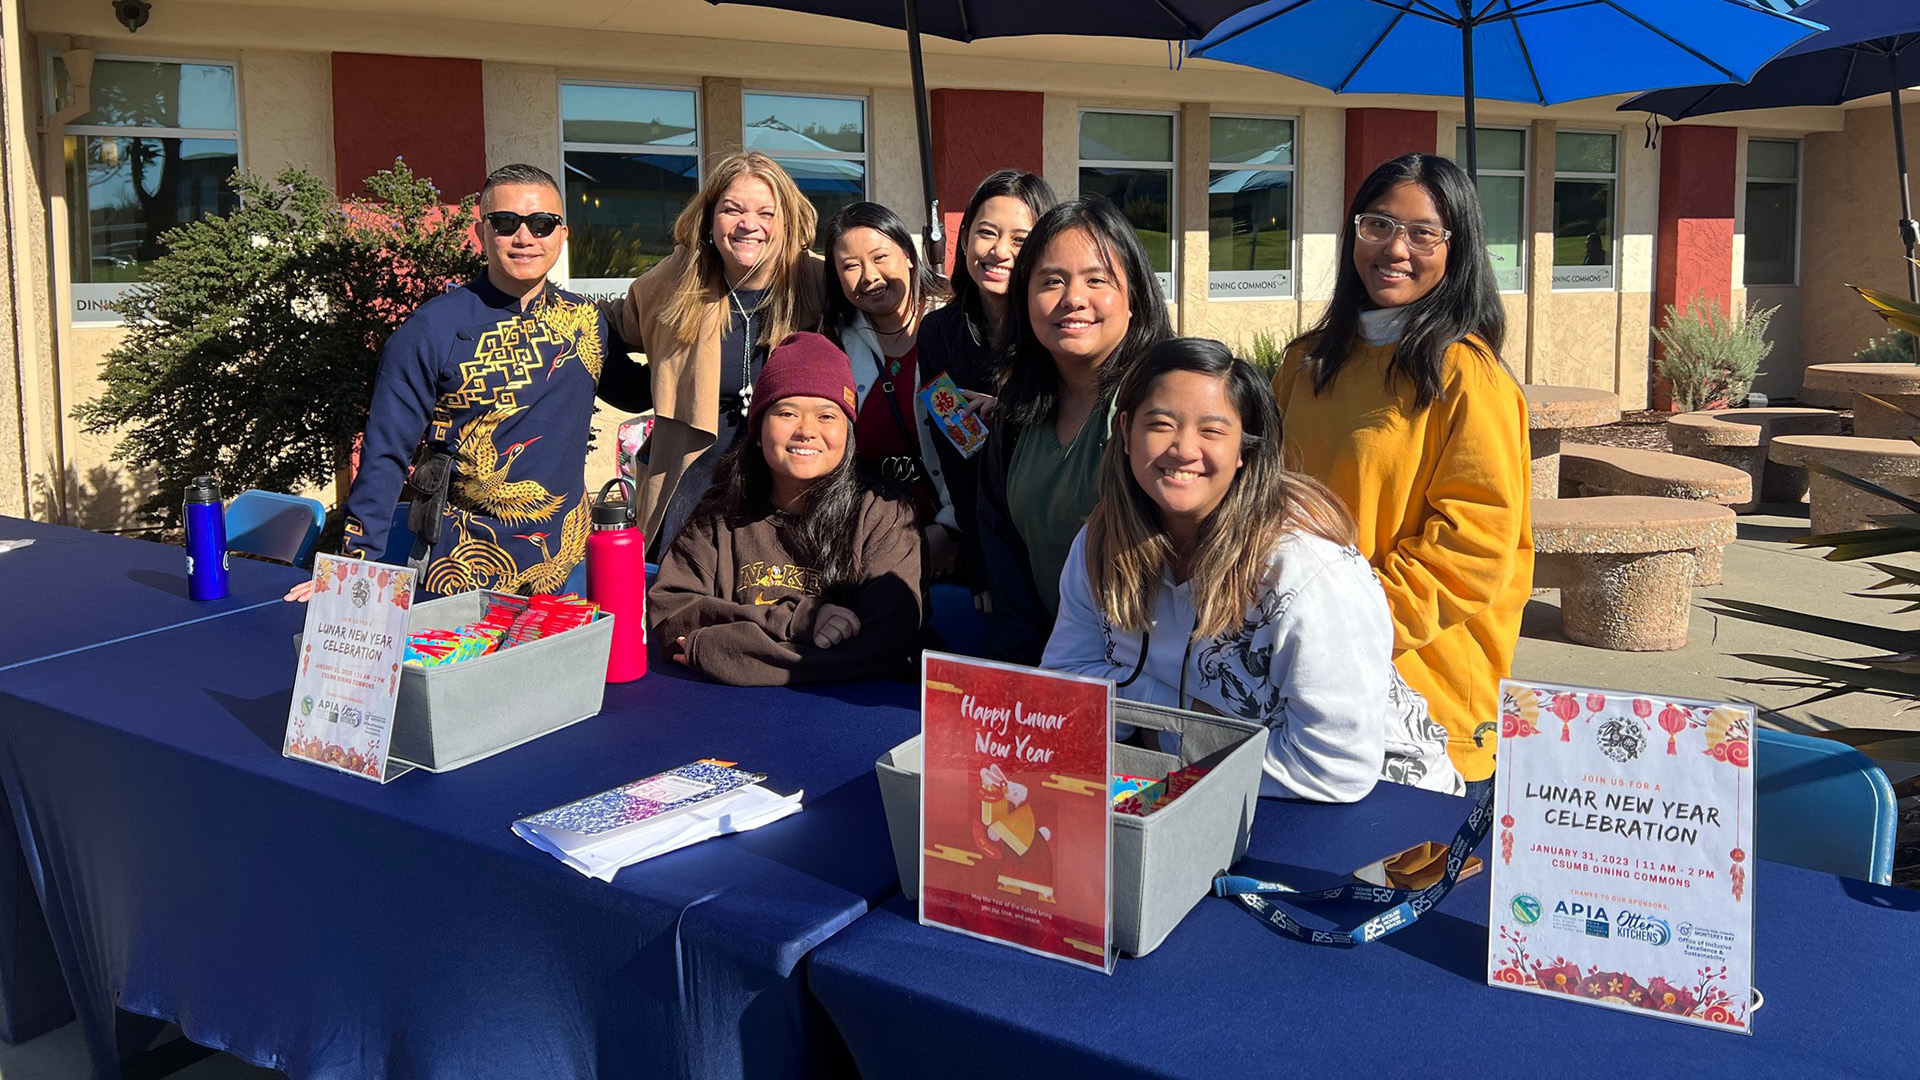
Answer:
[
  {"xmin": 1043, "ymin": 337, "xmax": 1460, "ymax": 802},
  {"xmin": 612, "ymin": 151, "xmax": 825, "ymax": 555}
]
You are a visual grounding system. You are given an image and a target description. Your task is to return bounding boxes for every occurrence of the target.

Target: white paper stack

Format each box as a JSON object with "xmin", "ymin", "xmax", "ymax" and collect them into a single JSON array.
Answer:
[{"xmin": 512, "ymin": 760, "xmax": 803, "ymax": 882}]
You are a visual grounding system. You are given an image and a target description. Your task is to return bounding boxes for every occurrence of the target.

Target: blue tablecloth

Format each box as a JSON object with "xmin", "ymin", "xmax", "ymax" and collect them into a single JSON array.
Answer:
[
  {"xmin": 0, "ymin": 515, "xmax": 307, "ymax": 672},
  {"xmin": 0, "ymin": 597, "xmax": 920, "ymax": 1079},
  {"xmin": 0, "ymin": 517, "xmax": 311, "ymax": 1047},
  {"xmin": 809, "ymin": 784, "xmax": 1920, "ymax": 1079}
]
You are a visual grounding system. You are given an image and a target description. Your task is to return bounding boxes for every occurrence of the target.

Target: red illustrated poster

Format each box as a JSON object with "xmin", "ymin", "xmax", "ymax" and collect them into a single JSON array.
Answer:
[{"xmin": 919, "ymin": 652, "xmax": 1114, "ymax": 973}]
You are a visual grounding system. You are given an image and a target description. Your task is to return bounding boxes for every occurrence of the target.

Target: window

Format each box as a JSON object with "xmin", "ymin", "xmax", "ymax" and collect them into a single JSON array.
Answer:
[
  {"xmin": 1209, "ymin": 115, "xmax": 1293, "ymax": 300},
  {"xmin": 1079, "ymin": 110, "xmax": 1175, "ymax": 296},
  {"xmin": 1456, "ymin": 126, "xmax": 1527, "ymax": 292},
  {"xmin": 560, "ymin": 82, "xmax": 701, "ymax": 297},
  {"xmin": 57, "ymin": 56, "xmax": 240, "ymax": 326},
  {"xmin": 1551, "ymin": 131, "xmax": 1617, "ymax": 290},
  {"xmin": 1745, "ymin": 138, "xmax": 1799, "ymax": 287},
  {"xmin": 742, "ymin": 92, "xmax": 866, "ymax": 234}
]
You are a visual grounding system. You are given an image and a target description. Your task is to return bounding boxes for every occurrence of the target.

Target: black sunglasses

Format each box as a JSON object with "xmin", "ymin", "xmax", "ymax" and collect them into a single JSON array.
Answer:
[{"xmin": 483, "ymin": 211, "xmax": 564, "ymax": 238}]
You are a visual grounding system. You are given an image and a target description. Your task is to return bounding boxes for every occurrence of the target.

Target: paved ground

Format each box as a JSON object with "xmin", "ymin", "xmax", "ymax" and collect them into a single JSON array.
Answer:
[{"xmin": 3, "ymin": 503, "xmax": 1912, "ymax": 1079}]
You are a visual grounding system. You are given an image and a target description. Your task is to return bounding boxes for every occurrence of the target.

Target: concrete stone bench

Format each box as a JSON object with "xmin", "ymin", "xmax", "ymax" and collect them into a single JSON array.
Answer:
[
  {"xmin": 1532, "ymin": 496, "xmax": 1736, "ymax": 651},
  {"xmin": 1767, "ymin": 435, "xmax": 1920, "ymax": 535},
  {"xmin": 1665, "ymin": 407, "xmax": 1842, "ymax": 508},
  {"xmin": 1557, "ymin": 446, "xmax": 1750, "ymax": 583}
]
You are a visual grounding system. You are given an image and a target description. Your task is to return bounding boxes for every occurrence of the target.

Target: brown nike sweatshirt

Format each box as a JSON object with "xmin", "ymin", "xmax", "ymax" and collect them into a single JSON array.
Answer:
[{"xmin": 649, "ymin": 489, "xmax": 924, "ymax": 686}]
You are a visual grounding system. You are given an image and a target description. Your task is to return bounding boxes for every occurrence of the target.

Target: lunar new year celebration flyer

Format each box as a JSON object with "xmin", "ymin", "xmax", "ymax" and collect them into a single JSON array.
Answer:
[
  {"xmin": 1489, "ymin": 679, "xmax": 1756, "ymax": 1033},
  {"xmin": 285, "ymin": 555, "xmax": 415, "ymax": 783},
  {"xmin": 919, "ymin": 653, "xmax": 1114, "ymax": 972}
]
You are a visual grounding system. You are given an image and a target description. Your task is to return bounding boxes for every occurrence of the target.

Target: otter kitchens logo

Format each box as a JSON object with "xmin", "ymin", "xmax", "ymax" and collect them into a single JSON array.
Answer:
[{"xmin": 1615, "ymin": 909, "xmax": 1672, "ymax": 947}]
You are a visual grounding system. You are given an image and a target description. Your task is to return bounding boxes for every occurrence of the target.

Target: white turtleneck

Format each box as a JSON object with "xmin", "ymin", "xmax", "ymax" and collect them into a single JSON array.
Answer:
[{"xmin": 1359, "ymin": 306, "xmax": 1410, "ymax": 345}]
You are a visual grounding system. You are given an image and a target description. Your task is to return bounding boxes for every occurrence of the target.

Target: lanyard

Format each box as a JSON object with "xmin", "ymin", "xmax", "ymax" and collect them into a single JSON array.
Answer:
[{"xmin": 1212, "ymin": 785, "xmax": 1494, "ymax": 947}]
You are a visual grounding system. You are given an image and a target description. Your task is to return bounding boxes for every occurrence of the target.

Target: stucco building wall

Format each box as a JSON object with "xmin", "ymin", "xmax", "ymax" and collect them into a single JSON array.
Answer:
[{"xmin": 7, "ymin": 0, "xmax": 1864, "ymax": 526}]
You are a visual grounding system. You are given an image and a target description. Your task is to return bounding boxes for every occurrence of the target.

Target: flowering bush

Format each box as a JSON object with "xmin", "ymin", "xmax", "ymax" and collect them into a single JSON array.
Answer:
[{"xmin": 78, "ymin": 160, "xmax": 484, "ymax": 522}]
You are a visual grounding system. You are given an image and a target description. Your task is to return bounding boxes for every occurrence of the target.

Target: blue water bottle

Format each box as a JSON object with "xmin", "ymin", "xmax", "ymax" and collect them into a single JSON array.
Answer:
[{"xmin": 183, "ymin": 475, "xmax": 229, "ymax": 601}]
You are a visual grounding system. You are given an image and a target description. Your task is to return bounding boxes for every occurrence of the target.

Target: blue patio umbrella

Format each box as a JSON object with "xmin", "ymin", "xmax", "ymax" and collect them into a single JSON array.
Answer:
[
  {"xmin": 1624, "ymin": 0, "xmax": 1920, "ymax": 300},
  {"xmin": 708, "ymin": 0, "xmax": 1275, "ymax": 264},
  {"xmin": 1188, "ymin": 0, "xmax": 1823, "ymax": 180}
]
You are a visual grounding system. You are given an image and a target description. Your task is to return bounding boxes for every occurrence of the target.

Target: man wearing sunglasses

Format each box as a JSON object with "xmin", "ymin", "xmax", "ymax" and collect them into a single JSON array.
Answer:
[{"xmin": 320, "ymin": 163, "xmax": 650, "ymax": 599}]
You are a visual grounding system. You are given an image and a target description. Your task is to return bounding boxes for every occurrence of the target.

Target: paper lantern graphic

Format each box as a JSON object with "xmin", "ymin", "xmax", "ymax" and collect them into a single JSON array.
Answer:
[
  {"xmin": 1550, "ymin": 693, "xmax": 1580, "ymax": 742},
  {"xmin": 1657, "ymin": 703, "xmax": 1690, "ymax": 755}
]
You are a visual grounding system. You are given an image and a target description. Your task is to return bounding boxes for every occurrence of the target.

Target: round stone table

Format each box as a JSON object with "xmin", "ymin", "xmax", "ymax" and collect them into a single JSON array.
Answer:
[
  {"xmin": 1768, "ymin": 435, "xmax": 1920, "ymax": 535},
  {"xmin": 1802, "ymin": 363, "xmax": 1920, "ymax": 440},
  {"xmin": 1522, "ymin": 385, "xmax": 1622, "ymax": 497}
]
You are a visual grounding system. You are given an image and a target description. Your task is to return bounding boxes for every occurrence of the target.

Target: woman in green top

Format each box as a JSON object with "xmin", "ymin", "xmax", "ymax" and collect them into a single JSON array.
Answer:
[{"xmin": 975, "ymin": 196, "xmax": 1172, "ymax": 663}]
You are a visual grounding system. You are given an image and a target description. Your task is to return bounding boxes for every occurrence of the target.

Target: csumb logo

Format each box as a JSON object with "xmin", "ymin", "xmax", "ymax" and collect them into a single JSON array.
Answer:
[
  {"xmin": 1616, "ymin": 910, "xmax": 1672, "ymax": 946},
  {"xmin": 1510, "ymin": 894, "xmax": 1542, "ymax": 925}
]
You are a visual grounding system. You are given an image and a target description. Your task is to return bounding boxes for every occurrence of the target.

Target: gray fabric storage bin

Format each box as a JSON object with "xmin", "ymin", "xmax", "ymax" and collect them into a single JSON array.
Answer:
[
  {"xmin": 297, "ymin": 590, "xmax": 613, "ymax": 772},
  {"xmin": 876, "ymin": 699, "xmax": 1265, "ymax": 957}
]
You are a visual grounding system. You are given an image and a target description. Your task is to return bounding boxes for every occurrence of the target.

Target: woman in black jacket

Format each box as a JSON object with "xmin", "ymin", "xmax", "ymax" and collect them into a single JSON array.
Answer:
[{"xmin": 918, "ymin": 171, "xmax": 1056, "ymax": 609}]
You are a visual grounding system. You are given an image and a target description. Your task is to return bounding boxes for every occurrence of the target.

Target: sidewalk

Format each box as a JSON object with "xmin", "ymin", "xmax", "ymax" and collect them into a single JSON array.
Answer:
[
  {"xmin": 1515, "ymin": 502, "xmax": 1919, "ymax": 890},
  {"xmin": 1517, "ymin": 504, "xmax": 1919, "ymax": 738}
]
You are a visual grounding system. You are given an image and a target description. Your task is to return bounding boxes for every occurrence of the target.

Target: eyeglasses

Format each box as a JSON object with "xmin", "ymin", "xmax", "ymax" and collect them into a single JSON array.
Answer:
[
  {"xmin": 483, "ymin": 211, "xmax": 564, "ymax": 238},
  {"xmin": 1353, "ymin": 213, "xmax": 1451, "ymax": 254}
]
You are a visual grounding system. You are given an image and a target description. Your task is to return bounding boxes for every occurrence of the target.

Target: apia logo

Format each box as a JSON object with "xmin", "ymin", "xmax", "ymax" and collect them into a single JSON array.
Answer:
[
  {"xmin": 300, "ymin": 695, "xmax": 314, "ymax": 716},
  {"xmin": 1510, "ymin": 894, "xmax": 1542, "ymax": 925},
  {"xmin": 1553, "ymin": 900, "xmax": 1607, "ymax": 922},
  {"xmin": 1616, "ymin": 910, "xmax": 1672, "ymax": 946}
]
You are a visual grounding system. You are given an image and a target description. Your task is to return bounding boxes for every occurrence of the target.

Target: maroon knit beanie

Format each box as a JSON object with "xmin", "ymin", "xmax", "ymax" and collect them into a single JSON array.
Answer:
[{"xmin": 748, "ymin": 332, "xmax": 859, "ymax": 431}]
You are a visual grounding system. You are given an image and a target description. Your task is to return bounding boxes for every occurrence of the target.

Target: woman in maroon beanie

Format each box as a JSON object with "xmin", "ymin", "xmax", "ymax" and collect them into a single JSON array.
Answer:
[{"xmin": 649, "ymin": 331, "xmax": 924, "ymax": 686}]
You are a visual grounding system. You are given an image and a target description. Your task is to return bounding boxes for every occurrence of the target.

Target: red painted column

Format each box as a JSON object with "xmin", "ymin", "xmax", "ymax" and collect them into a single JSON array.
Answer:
[
  {"xmin": 929, "ymin": 89, "xmax": 1045, "ymax": 276},
  {"xmin": 331, "ymin": 53, "xmax": 487, "ymax": 198},
  {"xmin": 1344, "ymin": 108, "xmax": 1437, "ymax": 210},
  {"xmin": 1653, "ymin": 125, "xmax": 1737, "ymax": 409}
]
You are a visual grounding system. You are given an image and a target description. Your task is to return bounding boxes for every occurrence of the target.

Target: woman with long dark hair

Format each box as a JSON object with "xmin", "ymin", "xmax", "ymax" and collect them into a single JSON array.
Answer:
[
  {"xmin": 650, "ymin": 332, "xmax": 922, "ymax": 686},
  {"xmin": 918, "ymin": 172, "xmax": 1057, "ymax": 603},
  {"xmin": 976, "ymin": 196, "xmax": 1173, "ymax": 663},
  {"xmin": 817, "ymin": 202, "xmax": 965, "ymax": 577},
  {"xmin": 1275, "ymin": 153, "xmax": 1532, "ymax": 794},
  {"xmin": 1044, "ymin": 338, "xmax": 1460, "ymax": 800}
]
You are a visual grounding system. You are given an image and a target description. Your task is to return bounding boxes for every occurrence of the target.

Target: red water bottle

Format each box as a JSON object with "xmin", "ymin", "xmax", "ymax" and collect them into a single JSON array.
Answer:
[{"xmin": 587, "ymin": 478, "xmax": 647, "ymax": 683}]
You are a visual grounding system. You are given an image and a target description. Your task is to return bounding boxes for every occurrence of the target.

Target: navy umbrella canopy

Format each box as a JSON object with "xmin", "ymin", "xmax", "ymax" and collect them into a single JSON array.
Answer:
[
  {"xmin": 710, "ymin": 0, "xmax": 1267, "ymax": 40},
  {"xmin": 1624, "ymin": 0, "xmax": 1920, "ymax": 300},
  {"xmin": 707, "ymin": 0, "xmax": 1273, "ymax": 265}
]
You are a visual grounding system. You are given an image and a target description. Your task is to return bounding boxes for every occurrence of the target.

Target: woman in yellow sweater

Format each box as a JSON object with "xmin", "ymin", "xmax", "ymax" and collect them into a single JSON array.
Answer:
[{"xmin": 1273, "ymin": 153, "xmax": 1532, "ymax": 794}]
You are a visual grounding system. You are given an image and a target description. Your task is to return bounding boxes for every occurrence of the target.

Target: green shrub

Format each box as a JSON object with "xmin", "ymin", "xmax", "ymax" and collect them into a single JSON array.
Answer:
[
  {"xmin": 1853, "ymin": 328, "xmax": 1916, "ymax": 364},
  {"xmin": 1651, "ymin": 295, "xmax": 1776, "ymax": 411},
  {"xmin": 1242, "ymin": 328, "xmax": 1285, "ymax": 379},
  {"xmin": 77, "ymin": 160, "xmax": 484, "ymax": 523}
]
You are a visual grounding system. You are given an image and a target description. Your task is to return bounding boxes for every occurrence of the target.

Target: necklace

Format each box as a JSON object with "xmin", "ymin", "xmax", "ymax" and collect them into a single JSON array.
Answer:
[
  {"xmin": 729, "ymin": 285, "xmax": 771, "ymax": 419},
  {"xmin": 873, "ymin": 310, "xmax": 916, "ymax": 393}
]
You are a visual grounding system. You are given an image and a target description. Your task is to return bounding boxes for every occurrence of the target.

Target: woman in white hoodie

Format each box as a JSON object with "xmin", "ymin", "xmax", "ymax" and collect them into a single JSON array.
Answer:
[
  {"xmin": 1042, "ymin": 337, "xmax": 1461, "ymax": 802},
  {"xmin": 819, "ymin": 201, "xmax": 968, "ymax": 582}
]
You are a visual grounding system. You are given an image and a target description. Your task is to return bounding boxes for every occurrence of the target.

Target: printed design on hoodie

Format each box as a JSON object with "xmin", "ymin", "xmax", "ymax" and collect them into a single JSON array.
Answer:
[
  {"xmin": 1192, "ymin": 585, "xmax": 1293, "ymax": 721},
  {"xmin": 1382, "ymin": 668, "xmax": 1451, "ymax": 789},
  {"xmin": 734, "ymin": 560, "xmax": 823, "ymax": 605}
]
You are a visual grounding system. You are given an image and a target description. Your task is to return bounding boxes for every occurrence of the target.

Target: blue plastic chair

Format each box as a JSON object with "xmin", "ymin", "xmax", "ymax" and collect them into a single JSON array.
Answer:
[
  {"xmin": 225, "ymin": 490, "xmax": 325, "ymax": 569},
  {"xmin": 1755, "ymin": 727, "xmax": 1897, "ymax": 885},
  {"xmin": 379, "ymin": 502, "xmax": 416, "ymax": 566}
]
